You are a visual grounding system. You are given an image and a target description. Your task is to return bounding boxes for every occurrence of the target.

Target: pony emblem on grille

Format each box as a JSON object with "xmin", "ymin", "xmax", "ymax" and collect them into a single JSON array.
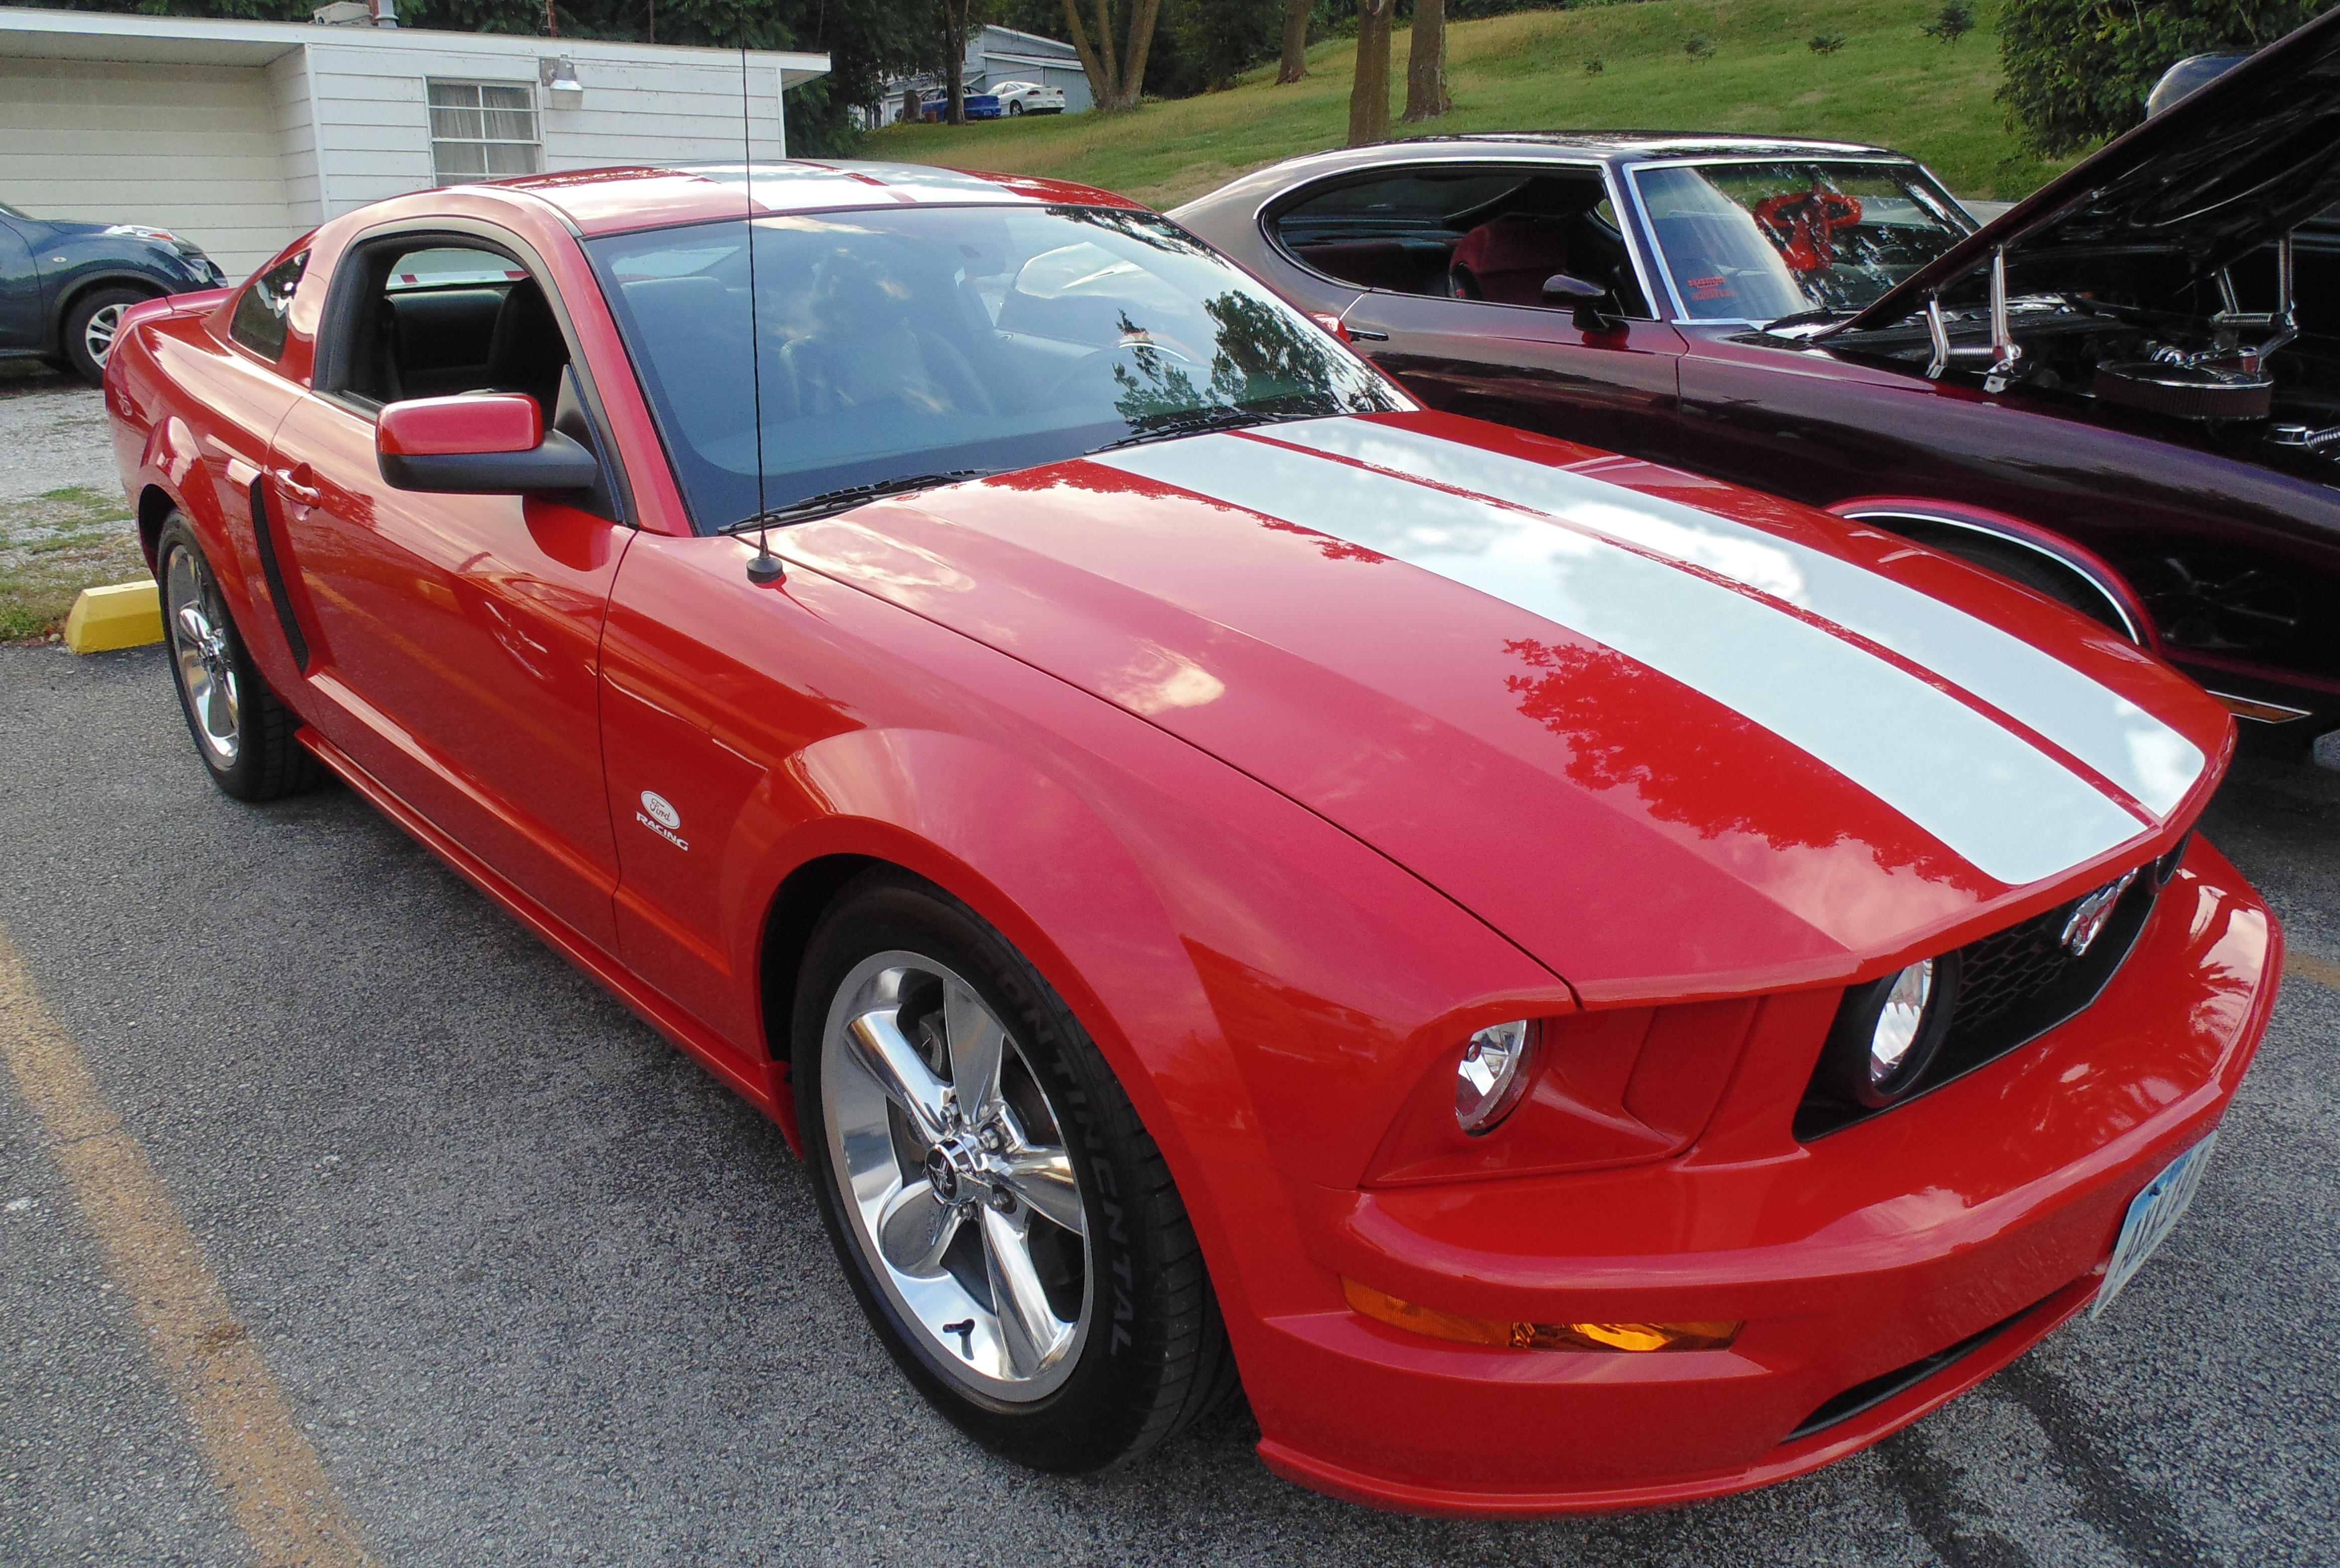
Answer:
[{"xmin": 2061, "ymin": 870, "xmax": 2139, "ymax": 956}]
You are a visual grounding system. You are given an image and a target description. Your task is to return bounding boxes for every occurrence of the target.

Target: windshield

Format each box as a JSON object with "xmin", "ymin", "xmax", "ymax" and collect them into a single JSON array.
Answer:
[
  {"xmin": 0, "ymin": 200, "xmax": 25, "ymax": 220},
  {"xmin": 1632, "ymin": 161, "xmax": 1973, "ymax": 322},
  {"xmin": 587, "ymin": 204, "xmax": 1403, "ymax": 531}
]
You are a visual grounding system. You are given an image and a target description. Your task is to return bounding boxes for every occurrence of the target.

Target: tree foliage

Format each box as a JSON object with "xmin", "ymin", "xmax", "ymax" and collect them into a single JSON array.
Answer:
[{"xmin": 1997, "ymin": 0, "xmax": 2336, "ymax": 157}]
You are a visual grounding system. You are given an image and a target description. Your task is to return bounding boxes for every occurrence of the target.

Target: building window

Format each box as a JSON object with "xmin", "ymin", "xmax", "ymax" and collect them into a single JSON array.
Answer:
[{"xmin": 427, "ymin": 81, "xmax": 541, "ymax": 185}]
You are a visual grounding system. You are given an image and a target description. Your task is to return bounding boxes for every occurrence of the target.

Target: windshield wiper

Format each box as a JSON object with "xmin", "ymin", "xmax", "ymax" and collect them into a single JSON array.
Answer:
[
  {"xmin": 1093, "ymin": 407, "xmax": 1285, "ymax": 453},
  {"xmin": 1760, "ymin": 307, "xmax": 1857, "ymax": 335},
  {"xmin": 723, "ymin": 469, "xmax": 992, "ymax": 533}
]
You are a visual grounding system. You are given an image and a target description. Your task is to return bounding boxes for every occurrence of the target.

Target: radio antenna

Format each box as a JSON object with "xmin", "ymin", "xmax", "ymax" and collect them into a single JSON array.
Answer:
[{"xmin": 741, "ymin": 42, "xmax": 784, "ymax": 584}]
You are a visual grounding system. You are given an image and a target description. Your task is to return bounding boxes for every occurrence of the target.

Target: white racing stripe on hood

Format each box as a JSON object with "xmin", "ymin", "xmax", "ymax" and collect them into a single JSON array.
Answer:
[
  {"xmin": 1266, "ymin": 417, "xmax": 2204, "ymax": 817},
  {"xmin": 1092, "ymin": 432, "xmax": 2146, "ymax": 888}
]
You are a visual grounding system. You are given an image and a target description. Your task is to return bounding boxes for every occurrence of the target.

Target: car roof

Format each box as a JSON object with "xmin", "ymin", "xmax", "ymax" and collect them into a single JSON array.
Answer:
[
  {"xmin": 489, "ymin": 160, "xmax": 1143, "ymax": 237},
  {"xmin": 1169, "ymin": 133, "xmax": 1911, "ymax": 216},
  {"xmin": 1438, "ymin": 131, "xmax": 1896, "ymax": 162}
]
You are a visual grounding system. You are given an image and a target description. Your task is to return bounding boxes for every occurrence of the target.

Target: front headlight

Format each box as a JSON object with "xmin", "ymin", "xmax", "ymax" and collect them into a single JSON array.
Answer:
[
  {"xmin": 1821, "ymin": 954, "xmax": 1959, "ymax": 1109},
  {"xmin": 1454, "ymin": 1019, "xmax": 1537, "ymax": 1133}
]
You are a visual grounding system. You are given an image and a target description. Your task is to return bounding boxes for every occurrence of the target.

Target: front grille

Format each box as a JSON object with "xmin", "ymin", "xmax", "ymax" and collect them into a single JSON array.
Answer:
[
  {"xmin": 1793, "ymin": 835, "xmax": 2188, "ymax": 1140},
  {"xmin": 1955, "ymin": 906, "xmax": 2094, "ymax": 1029}
]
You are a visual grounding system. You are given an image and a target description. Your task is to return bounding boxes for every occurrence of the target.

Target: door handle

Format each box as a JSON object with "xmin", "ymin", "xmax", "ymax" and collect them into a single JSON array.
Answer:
[
  {"xmin": 1347, "ymin": 327, "xmax": 1390, "ymax": 342},
  {"xmin": 273, "ymin": 466, "xmax": 321, "ymax": 509}
]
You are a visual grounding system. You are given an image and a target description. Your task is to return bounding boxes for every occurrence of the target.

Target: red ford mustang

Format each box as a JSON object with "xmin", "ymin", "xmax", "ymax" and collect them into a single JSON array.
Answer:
[{"xmin": 104, "ymin": 162, "xmax": 2279, "ymax": 1515}]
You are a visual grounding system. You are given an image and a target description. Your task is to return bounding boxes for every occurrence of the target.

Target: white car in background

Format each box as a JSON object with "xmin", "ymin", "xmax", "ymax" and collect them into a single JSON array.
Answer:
[{"xmin": 992, "ymin": 80, "xmax": 1067, "ymax": 115}]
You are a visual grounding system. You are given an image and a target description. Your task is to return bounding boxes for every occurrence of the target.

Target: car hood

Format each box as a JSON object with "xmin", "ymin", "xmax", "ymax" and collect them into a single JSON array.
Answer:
[
  {"xmin": 779, "ymin": 412, "xmax": 2229, "ymax": 1002},
  {"xmin": 1832, "ymin": 6, "xmax": 2340, "ymax": 334}
]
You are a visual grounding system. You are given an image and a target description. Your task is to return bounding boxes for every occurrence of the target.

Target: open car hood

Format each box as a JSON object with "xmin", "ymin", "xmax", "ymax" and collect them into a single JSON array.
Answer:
[{"xmin": 1827, "ymin": 7, "xmax": 2340, "ymax": 334}]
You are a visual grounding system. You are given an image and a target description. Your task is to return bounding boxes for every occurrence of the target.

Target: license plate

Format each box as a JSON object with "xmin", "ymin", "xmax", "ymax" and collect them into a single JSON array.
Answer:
[{"xmin": 2094, "ymin": 1134, "xmax": 2218, "ymax": 1319}]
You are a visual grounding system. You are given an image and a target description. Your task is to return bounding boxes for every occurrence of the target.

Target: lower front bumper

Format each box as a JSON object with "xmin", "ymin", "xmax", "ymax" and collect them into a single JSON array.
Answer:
[
  {"xmin": 1258, "ymin": 1275, "xmax": 2099, "ymax": 1517},
  {"xmin": 1236, "ymin": 842, "xmax": 2278, "ymax": 1516}
]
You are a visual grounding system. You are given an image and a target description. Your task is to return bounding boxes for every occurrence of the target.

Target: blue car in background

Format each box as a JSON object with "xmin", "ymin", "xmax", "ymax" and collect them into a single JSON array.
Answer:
[
  {"xmin": 0, "ymin": 199, "xmax": 227, "ymax": 386},
  {"xmin": 919, "ymin": 91, "xmax": 1002, "ymax": 122}
]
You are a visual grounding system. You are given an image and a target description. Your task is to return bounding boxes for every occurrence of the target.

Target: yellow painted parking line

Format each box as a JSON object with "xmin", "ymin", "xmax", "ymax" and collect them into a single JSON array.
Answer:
[
  {"xmin": 0, "ymin": 926, "xmax": 376, "ymax": 1568},
  {"xmin": 2292, "ymin": 952, "xmax": 2340, "ymax": 992}
]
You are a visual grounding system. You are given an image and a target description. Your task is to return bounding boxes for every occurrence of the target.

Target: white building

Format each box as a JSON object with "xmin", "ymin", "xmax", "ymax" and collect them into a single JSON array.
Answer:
[
  {"xmin": 0, "ymin": 6, "xmax": 829, "ymax": 279},
  {"xmin": 869, "ymin": 25, "xmax": 1090, "ymax": 128}
]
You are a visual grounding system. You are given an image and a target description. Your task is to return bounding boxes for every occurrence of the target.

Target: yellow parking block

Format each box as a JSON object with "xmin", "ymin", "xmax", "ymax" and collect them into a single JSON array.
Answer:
[{"xmin": 62, "ymin": 580, "xmax": 163, "ymax": 654}]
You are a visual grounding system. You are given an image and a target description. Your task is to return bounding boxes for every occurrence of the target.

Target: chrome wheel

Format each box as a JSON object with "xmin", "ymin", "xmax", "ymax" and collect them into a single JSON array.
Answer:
[
  {"xmin": 82, "ymin": 300, "xmax": 126, "ymax": 368},
  {"xmin": 164, "ymin": 545, "xmax": 240, "ymax": 767},
  {"xmin": 822, "ymin": 950, "xmax": 1089, "ymax": 1403}
]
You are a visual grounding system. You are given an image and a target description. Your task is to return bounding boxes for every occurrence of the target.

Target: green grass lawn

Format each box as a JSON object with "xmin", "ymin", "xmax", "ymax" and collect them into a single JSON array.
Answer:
[
  {"xmin": 0, "ymin": 485, "xmax": 144, "ymax": 643},
  {"xmin": 868, "ymin": 0, "xmax": 2072, "ymax": 209}
]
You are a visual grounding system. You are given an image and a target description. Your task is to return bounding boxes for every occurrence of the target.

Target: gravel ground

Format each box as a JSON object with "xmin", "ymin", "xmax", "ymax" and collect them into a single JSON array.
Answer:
[
  {"xmin": 0, "ymin": 644, "xmax": 2334, "ymax": 1567},
  {"xmin": 0, "ymin": 361, "xmax": 117, "ymax": 506}
]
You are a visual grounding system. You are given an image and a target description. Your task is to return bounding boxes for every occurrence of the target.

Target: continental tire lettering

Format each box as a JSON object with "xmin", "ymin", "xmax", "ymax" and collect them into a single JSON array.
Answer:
[{"xmin": 1100, "ymin": 1197, "xmax": 1129, "ymax": 1244}]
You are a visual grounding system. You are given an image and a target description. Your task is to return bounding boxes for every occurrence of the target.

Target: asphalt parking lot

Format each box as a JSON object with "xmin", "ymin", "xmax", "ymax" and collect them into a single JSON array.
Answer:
[{"xmin": 0, "ymin": 646, "xmax": 2334, "ymax": 1567}]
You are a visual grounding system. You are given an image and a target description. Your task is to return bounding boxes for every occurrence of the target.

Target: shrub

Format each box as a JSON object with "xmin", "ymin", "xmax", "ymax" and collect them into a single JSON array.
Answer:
[
  {"xmin": 1684, "ymin": 33, "xmax": 1714, "ymax": 60},
  {"xmin": 1922, "ymin": 1, "xmax": 1977, "ymax": 43},
  {"xmin": 1997, "ymin": 0, "xmax": 2332, "ymax": 157}
]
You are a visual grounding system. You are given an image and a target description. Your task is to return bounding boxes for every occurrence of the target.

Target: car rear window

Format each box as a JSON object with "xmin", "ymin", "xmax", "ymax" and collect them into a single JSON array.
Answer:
[{"xmin": 229, "ymin": 251, "xmax": 308, "ymax": 362}]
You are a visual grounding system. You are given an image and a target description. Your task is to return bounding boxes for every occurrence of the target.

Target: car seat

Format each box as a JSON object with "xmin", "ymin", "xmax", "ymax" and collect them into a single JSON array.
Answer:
[
  {"xmin": 484, "ymin": 280, "xmax": 571, "ymax": 415},
  {"xmin": 1450, "ymin": 218, "xmax": 1576, "ymax": 305}
]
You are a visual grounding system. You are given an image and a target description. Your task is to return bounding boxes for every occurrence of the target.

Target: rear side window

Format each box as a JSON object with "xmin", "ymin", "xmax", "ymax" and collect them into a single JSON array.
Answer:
[
  {"xmin": 229, "ymin": 251, "xmax": 308, "ymax": 362},
  {"xmin": 1271, "ymin": 167, "xmax": 1653, "ymax": 318}
]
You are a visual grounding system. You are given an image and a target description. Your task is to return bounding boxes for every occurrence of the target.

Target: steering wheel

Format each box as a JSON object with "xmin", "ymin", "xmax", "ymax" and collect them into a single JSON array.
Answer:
[{"xmin": 1751, "ymin": 190, "xmax": 1864, "ymax": 272}]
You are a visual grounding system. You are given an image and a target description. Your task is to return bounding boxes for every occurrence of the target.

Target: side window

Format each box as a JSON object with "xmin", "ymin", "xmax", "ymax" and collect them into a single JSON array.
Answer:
[
  {"xmin": 228, "ymin": 251, "xmax": 308, "ymax": 362},
  {"xmin": 1271, "ymin": 167, "xmax": 1653, "ymax": 320},
  {"xmin": 330, "ymin": 241, "xmax": 568, "ymax": 415}
]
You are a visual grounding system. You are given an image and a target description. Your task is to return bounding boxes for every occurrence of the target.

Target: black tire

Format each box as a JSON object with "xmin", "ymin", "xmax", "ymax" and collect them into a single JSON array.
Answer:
[
  {"xmin": 61, "ymin": 286, "xmax": 153, "ymax": 388},
  {"xmin": 156, "ymin": 514, "xmax": 325, "ymax": 802},
  {"xmin": 792, "ymin": 868, "xmax": 1239, "ymax": 1473},
  {"xmin": 1008, "ymin": 99, "xmax": 1025, "ymax": 115}
]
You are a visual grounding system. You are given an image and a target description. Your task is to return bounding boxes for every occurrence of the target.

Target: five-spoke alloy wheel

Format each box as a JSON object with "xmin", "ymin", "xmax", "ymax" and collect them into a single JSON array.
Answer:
[
  {"xmin": 63, "ymin": 286, "xmax": 152, "ymax": 387},
  {"xmin": 794, "ymin": 870, "xmax": 1238, "ymax": 1471},
  {"xmin": 824, "ymin": 949, "xmax": 1092, "ymax": 1401},
  {"xmin": 165, "ymin": 539, "xmax": 242, "ymax": 770},
  {"xmin": 155, "ymin": 514, "xmax": 323, "ymax": 802}
]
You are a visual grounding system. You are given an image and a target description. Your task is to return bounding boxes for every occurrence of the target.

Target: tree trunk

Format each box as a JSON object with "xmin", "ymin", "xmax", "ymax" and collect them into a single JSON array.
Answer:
[
  {"xmin": 943, "ymin": 1, "xmax": 967, "ymax": 127},
  {"xmin": 1276, "ymin": 0, "xmax": 1309, "ymax": 85},
  {"xmin": 1059, "ymin": 0, "xmax": 1165, "ymax": 115},
  {"xmin": 1116, "ymin": 0, "xmax": 1164, "ymax": 110},
  {"xmin": 1348, "ymin": 0, "xmax": 1393, "ymax": 146},
  {"xmin": 1061, "ymin": 0, "xmax": 1114, "ymax": 114},
  {"xmin": 1402, "ymin": 0, "xmax": 1450, "ymax": 122}
]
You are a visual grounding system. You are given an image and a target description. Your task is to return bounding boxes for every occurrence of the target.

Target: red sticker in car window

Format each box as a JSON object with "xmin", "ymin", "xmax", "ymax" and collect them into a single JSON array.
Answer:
[{"xmin": 1687, "ymin": 276, "xmax": 1735, "ymax": 301}]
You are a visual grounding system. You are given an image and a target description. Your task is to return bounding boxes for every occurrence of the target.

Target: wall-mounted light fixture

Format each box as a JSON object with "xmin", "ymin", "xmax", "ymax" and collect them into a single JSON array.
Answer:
[{"xmin": 539, "ymin": 56, "xmax": 584, "ymax": 108}]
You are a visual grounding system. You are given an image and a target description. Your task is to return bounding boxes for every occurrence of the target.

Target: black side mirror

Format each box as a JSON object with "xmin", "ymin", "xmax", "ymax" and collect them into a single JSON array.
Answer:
[{"xmin": 1542, "ymin": 273, "xmax": 1623, "ymax": 334}]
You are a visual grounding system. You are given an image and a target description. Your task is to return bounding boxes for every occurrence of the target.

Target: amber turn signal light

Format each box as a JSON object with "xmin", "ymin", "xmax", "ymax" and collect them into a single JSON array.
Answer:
[{"xmin": 1342, "ymin": 1277, "xmax": 1740, "ymax": 1353}]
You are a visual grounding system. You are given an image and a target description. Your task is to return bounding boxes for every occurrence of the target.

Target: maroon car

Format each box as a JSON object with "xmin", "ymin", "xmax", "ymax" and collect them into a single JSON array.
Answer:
[{"xmin": 1173, "ymin": 9, "xmax": 2340, "ymax": 753}]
